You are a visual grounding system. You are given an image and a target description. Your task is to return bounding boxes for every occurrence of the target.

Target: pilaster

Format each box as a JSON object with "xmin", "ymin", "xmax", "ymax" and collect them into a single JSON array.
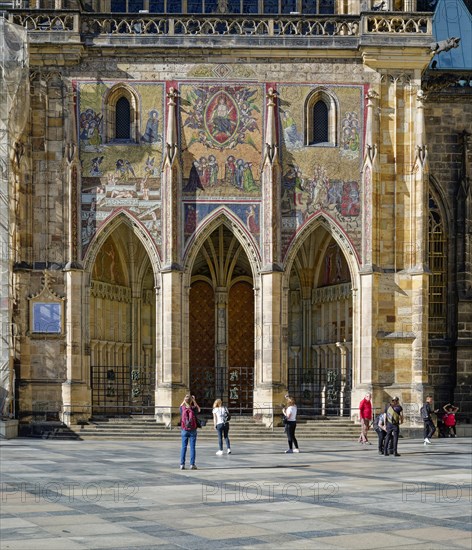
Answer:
[
  {"xmin": 155, "ymin": 85, "xmax": 185, "ymax": 425},
  {"xmin": 62, "ymin": 268, "xmax": 91, "ymax": 425},
  {"xmin": 253, "ymin": 86, "xmax": 285, "ymax": 424}
]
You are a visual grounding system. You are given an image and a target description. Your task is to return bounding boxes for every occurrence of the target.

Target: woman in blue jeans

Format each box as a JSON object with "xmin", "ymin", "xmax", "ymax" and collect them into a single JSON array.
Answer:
[
  {"xmin": 212, "ymin": 398, "xmax": 231, "ymax": 455},
  {"xmin": 180, "ymin": 394, "xmax": 200, "ymax": 470}
]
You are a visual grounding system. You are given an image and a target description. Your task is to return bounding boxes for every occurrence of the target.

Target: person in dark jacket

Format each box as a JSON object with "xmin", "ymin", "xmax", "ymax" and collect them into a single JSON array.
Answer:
[
  {"xmin": 384, "ymin": 397, "xmax": 403, "ymax": 457},
  {"xmin": 422, "ymin": 395, "xmax": 439, "ymax": 445}
]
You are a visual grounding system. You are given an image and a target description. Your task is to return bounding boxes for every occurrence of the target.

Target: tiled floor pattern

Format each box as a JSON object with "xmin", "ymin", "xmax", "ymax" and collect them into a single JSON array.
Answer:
[{"xmin": 1, "ymin": 436, "xmax": 471, "ymax": 549}]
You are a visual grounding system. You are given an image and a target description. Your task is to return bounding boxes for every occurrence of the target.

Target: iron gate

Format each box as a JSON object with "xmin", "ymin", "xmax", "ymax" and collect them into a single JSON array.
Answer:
[
  {"xmin": 288, "ymin": 366, "xmax": 351, "ymax": 416},
  {"xmin": 190, "ymin": 366, "xmax": 254, "ymax": 413},
  {"xmin": 91, "ymin": 365, "xmax": 155, "ymax": 415}
]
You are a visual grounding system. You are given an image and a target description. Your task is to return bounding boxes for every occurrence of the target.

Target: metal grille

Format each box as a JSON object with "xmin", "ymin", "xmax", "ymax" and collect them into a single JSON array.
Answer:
[
  {"xmin": 115, "ymin": 96, "xmax": 131, "ymax": 140},
  {"xmin": 191, "ymin": 366, "xmax": 254, "ymax": 413},
  {"xmin": 312, "ymin": 100, "xmax": 329, "ymax": 144},
  {"xmin": 288, "ymin": 363, "xmax": 352, "ymax": 417},
  {"xmin": 217, "ymin": 366, "xmax": 254, "ymax": 413},
  {"xmin": 91, "ymin": 365, "xmax": 155, "ymax": 415},
  {"xmin": 428, "ymin": 195, "xmax": 447, "ymax": 338}
]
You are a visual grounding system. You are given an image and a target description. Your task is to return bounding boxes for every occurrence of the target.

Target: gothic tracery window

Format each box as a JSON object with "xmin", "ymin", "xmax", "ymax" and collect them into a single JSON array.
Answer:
[{"xmin": 428, "ymin": 193, "xmax": 447, "ymax": 339}]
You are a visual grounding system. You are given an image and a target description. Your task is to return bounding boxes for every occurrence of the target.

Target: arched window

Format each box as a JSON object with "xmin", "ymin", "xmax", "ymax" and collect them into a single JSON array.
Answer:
[
  {"xmin": 305, "ymin": 89, "xmax": 338, "ymax": 147},
  {"xmin": 312, "ymin": 100, "xmax": 329, "ymax": 144},
  {"xmin": 104, "ymin": 84, "xmax": 139, "ymax": 143},
  {"xmin": 428, "ymin": 193, "xmax": 447, "ymax": 339},
  {"xmin": 115, "ymin": 97, "xmax": 131, "ymax": 140}
]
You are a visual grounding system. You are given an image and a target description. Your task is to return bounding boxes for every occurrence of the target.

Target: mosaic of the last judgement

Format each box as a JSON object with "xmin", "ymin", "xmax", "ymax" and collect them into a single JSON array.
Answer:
[
  {"xmin": 278, "ymin": 84, "xmax": 364, "ymax": 258},
  {"xmin": 77, "ymin": 81, "xmax": 165, "ymax": 256}
]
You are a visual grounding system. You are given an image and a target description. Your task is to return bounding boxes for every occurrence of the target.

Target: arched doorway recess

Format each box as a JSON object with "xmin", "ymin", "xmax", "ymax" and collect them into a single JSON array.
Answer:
[
  {"xmin": 287, "ymin": 226, "xmax": 353, "ymax": 416},
  {"xmin": 189, "ymin": 225, "xmax": 254, "ymax": 413},
  {"xmin": 89, "ymin": 224, "xmax": 156, "ymax": 416}
]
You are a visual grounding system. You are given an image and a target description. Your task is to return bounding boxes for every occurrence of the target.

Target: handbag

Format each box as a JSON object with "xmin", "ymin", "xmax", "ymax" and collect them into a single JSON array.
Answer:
[
  {"xmin": 196, "ymin": 418, "xmax": 207, "ymax": 429},
  {"xmin": 282, "ymin": 414, "xmax": 288, "ymax": 425}
]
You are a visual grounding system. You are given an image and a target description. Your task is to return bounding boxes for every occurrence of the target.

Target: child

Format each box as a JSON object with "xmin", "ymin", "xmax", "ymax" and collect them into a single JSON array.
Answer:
[{"xmin": 442, "ymin": 403, "xmax": 459, "ymax": 437}]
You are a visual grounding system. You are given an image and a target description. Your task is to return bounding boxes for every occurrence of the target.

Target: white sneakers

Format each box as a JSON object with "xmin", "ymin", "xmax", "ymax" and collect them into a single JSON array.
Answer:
[
  {"xmin": 216, "ymin": 450, "xmax": 224, "ymax": 455},
  {"xmin": 424, "ymin": 438, "xmax": 432, "ymax": 445},
  {"xmin": 293, "ymin": 449, "xmax": 300, "ymax": 453},
  {"xmin": 227, "ymin": 449, "xmax": 231, "ymax": 454}
]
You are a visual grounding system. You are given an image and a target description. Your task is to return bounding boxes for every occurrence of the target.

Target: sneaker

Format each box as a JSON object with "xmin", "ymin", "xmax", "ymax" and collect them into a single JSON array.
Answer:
[
  {"xmin": 293, "ymin": 448, "xmax": 300, "ymax": 453},
  {"xmin": 180, "ymin": 465, "xmax": 185, "ymax": 470},
  {"xmin": 190, "ymin": 464, "xmax": 197, "ymax": 470},
  {"xmin": 216, "ymin": 450, "xmax": 224, "ymax": 456},
  {"xmin": 227, "ymin": 449, "xmax": 231, "ymax": 454},
  {"xmin": 285, "ymin": 449, "xmax": 293, "ymax": 453},
  {"xmin": 424, "ymin": 438, "xmax": 431, "ymax": 444}
]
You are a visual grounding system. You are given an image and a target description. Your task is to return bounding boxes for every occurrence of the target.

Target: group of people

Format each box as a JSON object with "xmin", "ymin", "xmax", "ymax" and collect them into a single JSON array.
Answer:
[
  {"xmin": 358, "ymin": 392, "xmax": 459, "ymax": 457},
  {"xmin": 179, "ymin": 394, "xmax": 300, "ymax": 469},
  {"xmin": 179, "ymin": 394, "xmax": 232, "ymax": 470},
  {"xmin": 179, "ymin": 391, "xmax": 459, "ymax": 469}
]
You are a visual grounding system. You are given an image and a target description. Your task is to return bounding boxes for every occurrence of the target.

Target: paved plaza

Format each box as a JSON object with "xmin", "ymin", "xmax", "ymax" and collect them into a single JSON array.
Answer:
[{"xmin": 1, "ymin": 436, "xmax": 471, "ymax": 549}]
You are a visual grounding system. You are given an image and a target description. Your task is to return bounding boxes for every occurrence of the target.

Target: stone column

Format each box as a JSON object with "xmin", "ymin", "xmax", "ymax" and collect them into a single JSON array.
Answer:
[
  {"xmin": 215, "ymin": 287, "xmax": 228, "ymax": 399},
  {"xmin": 155, "ymin": 86, "xmax": 184, "ymax": 426},
  {"xmin": 253, "ymin": 86, "xmax": 285, "ymax": 425}
]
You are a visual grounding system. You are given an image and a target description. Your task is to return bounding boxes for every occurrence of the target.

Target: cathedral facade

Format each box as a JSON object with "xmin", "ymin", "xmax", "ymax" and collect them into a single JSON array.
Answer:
[{"xmin": 1, "ymin": 0, "xmax": 471, "ymax": 430}]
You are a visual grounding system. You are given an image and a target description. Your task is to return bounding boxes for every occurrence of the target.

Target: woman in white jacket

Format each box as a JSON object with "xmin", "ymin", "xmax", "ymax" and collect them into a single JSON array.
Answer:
[{"xmin": 212, "ymin": 399, "xmax": 231, "ymax": 455}]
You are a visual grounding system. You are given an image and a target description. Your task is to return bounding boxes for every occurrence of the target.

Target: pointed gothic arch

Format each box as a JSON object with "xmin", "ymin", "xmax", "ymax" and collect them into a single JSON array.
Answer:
[
  {"xmin": 183, "ymin": 213, "xmax": 259, "ymax": 412},
  {"xmin": 282, "ymin": 214, "xmax": 359, "ymax": 416},
  {"xmin": 183, "ymin": 208, "xmax": 261, "ymax": 283},
  {"xmin": 84, "ymin": 210, "xmax": 161, "ymax": 283},
  {"xmin": 84, "ymin": 212, "xmax": 160, "ymax": 415}
]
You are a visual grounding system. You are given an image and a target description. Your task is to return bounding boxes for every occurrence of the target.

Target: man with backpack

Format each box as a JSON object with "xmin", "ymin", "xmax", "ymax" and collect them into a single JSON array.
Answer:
[
  {"xmin": 421, "ymin": 395, "xmax": 438, "ymax": 445},
  {"xmin": 180, "ymin": 394, "xmax": 201, "ymax": 470},
  {"xmin": 383, "ymin": 397, "xmax": 403, "ymax": 457}
]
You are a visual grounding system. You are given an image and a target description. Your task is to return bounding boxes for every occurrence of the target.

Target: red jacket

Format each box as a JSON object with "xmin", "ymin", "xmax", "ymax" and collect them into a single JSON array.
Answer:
[{"xmin": 359, "ymin": 398, "xmax": 372, "ymax": 420}]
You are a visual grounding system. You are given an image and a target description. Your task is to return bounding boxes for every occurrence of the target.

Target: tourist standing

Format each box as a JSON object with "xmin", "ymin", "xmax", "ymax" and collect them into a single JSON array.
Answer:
[
  {"xmin": 373, "ymin": 408, "xmax": 388, "ymax": 455},
  {"xmin": 442, "ymin": 403, "xmax": 459, "ymax": 437},
  {"xmin": 384, "ymin": 397, "xmax": 403, "ymax": 457},
  {"xmin": 283, "ymin": 396, "xmax": 300, "ymax": 453},
  {"xmin": 180, "ymin": 394, "xmax": 200, "ymax": 470},
  {"xmin": 421, "ymin": 395, "xmax": 438, "ymax": 445},
  {"xmin": 212, "ymin": 398, "xmax": 231, "ymax": 455},
  {"xmin": 358, "ymin": 392, "xmax": 373, "ymax": 444}
]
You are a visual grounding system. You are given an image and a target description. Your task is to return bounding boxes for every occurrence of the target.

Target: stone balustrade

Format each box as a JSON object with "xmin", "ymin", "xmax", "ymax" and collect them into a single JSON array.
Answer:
[{"xmin": 8, "ymin": 11, "xmax": 432, "ymax": 39}]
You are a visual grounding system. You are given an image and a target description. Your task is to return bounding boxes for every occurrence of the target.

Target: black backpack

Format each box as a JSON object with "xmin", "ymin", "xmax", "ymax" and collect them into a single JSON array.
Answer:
[{"xmin": 222, "ymin": 407, "xmax": 231, "ymax": 424}]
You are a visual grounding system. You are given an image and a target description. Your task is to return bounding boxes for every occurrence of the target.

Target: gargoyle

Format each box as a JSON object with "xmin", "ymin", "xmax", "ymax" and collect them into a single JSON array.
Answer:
[{"xmin": 430, "ymin": 37, "xmax": 460, "ymax": 54}]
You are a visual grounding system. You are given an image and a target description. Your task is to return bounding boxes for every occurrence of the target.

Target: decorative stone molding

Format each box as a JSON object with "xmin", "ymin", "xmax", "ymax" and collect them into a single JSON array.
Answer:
[
  {"xmin": 312, "ymin": 283, "xmax": 352, "ymax": 305},
  {"xmin": 90, "ymin": 280, "xmax": 132, "ymax": 303}
]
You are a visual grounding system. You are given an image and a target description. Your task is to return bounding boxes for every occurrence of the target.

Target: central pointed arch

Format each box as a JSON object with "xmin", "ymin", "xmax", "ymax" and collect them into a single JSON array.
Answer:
[{"xmin": 183, "ymin": 212, "xmax": 261, "ymax": 413}]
